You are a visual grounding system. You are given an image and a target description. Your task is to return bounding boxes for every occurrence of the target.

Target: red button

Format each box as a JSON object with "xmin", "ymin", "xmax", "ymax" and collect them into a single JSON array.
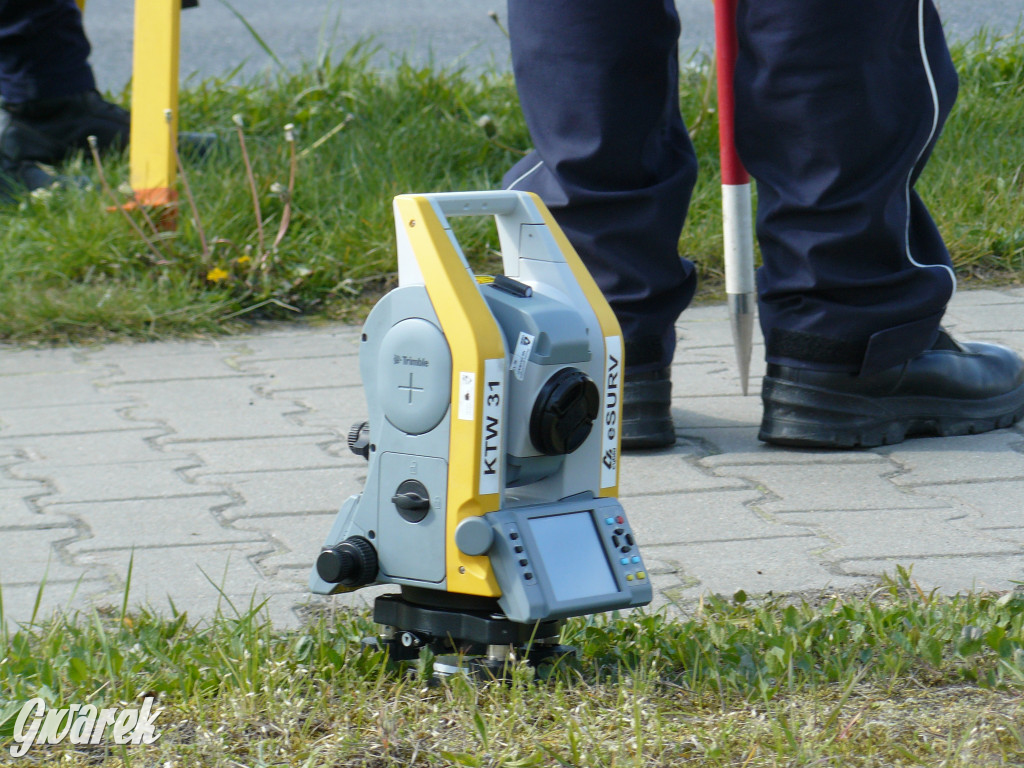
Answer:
[{"xmin": 616, "ymin": 516, "xmax": 624, "ymax": 524}]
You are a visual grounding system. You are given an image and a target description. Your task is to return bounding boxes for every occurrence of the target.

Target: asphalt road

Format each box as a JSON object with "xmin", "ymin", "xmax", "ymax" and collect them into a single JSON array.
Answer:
[{"xmin": 84, "ymin": 0, "xmax": 1023, "ymax": 92}]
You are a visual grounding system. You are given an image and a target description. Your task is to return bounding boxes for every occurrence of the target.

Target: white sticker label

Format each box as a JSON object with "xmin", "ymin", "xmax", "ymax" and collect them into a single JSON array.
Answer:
[
  {"xmin": 601, "ymin": 335, "xmax": 622, "ymax": 489},
  {"xmin": 458, "ymin": 371, "xmax": 475, "ymax": 421},
  {"xmin": 479, "ymin": 358, "xmax": 505, "ymax": 496},
  {"xmin": 510, "ymin": 331, "xmax": 535, "ymax": 381}
]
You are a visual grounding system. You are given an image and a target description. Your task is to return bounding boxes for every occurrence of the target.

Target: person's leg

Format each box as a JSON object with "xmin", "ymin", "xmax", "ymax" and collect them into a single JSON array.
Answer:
[
  {"xmin": 0, "ymin": 0, "xmax": 96, "ymax": 103},
  {"xmin": 0, "ymin": 0, "xmax": 128, "ymax": 196},
  {"xmin": 735, "ymin": 0, "xmax": 1024, "ymax": 446},
  {"xmin": 504, "ymin": 0, "xmax": 698, "ymax": 448}
]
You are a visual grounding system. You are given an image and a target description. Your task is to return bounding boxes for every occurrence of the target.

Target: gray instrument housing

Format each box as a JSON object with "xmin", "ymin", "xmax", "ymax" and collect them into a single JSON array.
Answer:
[{"xmin": 309, "ymin": 192, "xmax": 652, "ymax": 624}]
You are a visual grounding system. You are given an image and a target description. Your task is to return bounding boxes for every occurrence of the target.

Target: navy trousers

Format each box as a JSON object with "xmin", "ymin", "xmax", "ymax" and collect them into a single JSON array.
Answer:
[
  {"xmin": 0, "ymin": 0, "xmax": 95, "ymax": 104},
  {"xmin": 503, "ymin": 0, "xmax": 959, "ymax": 376}
]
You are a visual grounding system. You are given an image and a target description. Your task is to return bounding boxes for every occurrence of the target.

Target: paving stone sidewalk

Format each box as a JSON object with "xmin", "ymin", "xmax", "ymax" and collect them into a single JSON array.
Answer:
[{"xmin": 2, "ymin": 287, "xmax": 1023, "ymax": 630}]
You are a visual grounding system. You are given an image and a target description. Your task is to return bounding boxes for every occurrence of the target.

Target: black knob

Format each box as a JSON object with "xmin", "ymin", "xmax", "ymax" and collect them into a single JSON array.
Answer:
[
  {"xmin": 316, "ymin": 536, "xmax": 378, "ymax": 586},
  {"xmin": 391, "ymin": 479, "xmax": 430, "ymax": 523},
  {"xmin": 530, "ymin": 367, "xmax": 600, "ymax": 455},
  {"xmin": 347, "ymin": 421, "xmax": 370, "ymax": 460}
]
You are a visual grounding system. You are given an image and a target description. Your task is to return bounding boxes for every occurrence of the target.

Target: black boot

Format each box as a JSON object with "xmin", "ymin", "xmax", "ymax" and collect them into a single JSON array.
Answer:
[
  {"xmin": 0, "ymin": 156, "xmax": 81, "ymax": 202},
  {"xmin": 759, "ymin": 330, "xmax": 1024, "ymax": 448},
  {"xmin": 1, "ymin": 90, "xmax": 129, "ymax": 167},
  {"xmin": 0, "ymin": 90, "xmax": 127, "ymax": 200},
  {"xmin": 622, "ymin": 368, "xmax": 676, "ymax": 450}
]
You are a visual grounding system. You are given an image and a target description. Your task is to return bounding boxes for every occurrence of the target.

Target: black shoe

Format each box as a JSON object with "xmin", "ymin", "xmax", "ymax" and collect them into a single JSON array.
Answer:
[
  {"xmin": 622, "ymin": 367, "xmax": 676, "ymax": 450},
  {"xmin": 759, "ymin": 330, "xmax": 1024, "ymax": 448},
  {"xmin": 1, "ymin": 90, "xmax": 129, "ymax": 167},
  {"xmin": 0, "ymin": 156, "xmax": 88, "ymax": 203},
  {"xmin": 0, "ymin": 90, "xmax": 126, "ymax": 202},
  {"xmin": 0, "ymin": 91, "xmax": 216, "ymax": 202}
]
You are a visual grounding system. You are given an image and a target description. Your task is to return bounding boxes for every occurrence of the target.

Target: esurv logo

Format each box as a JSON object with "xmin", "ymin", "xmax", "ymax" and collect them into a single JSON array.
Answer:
[{"xmin": 10, "ymin": 697, "xmax": 161, "ymax": 757}]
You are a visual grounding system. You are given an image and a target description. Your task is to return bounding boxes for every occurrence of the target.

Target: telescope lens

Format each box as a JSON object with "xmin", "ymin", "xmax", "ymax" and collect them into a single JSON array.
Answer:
[{"xmin": 530, "ymin": 367, "xmax": 600, "ymax": 455}]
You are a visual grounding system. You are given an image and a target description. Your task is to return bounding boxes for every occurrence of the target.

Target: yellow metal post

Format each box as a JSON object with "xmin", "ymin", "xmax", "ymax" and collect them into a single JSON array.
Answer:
[{"xmin": 129, "ymin": 0, "xmax": 181, "ymax": 211}]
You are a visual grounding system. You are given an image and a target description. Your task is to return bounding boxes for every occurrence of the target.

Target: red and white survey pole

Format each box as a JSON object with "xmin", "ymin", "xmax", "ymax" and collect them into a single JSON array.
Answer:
[{"xmin": 714, "ymin": 0, "xmax": 756, "ymax": 395}]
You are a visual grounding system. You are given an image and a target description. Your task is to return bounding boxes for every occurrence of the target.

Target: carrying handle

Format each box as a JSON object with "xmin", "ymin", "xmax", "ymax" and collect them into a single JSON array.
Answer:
[
  {"xmin": 394, "ymin": 190, "xmax": 554, "ymax": 288},
  {"xmin": 421, "ymin": 190, "xmax": 526, "ymax": 219}
]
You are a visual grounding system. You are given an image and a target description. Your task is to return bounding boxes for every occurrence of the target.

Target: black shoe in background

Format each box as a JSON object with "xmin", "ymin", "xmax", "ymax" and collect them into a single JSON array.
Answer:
[
  {"xmin": 1, "ymin": 90, "xmax": 129, "ymax": 167},
  {"xmin": 0, "ymin": 90, "xmax": 216, "ymax": 202},
  {"xmin": 0, "ymin": 156, "xmax": 60, "ymax": 202},
  {"xmin": 759, "ymin": 330, "xmax": 1024, "ymax": 448},
  {"xmin": 622, "ymin": 367, "xmax": 676, "ymax": 450},
  {"xmin": 0, "ymin": 90, "xmax": 127, "ymax": 201}
]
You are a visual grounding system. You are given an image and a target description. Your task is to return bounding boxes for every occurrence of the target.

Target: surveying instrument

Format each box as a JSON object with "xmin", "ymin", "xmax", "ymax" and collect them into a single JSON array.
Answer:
[{"xmin": 309, "ymin": 191, "xmax": 652, "ymax": 675}]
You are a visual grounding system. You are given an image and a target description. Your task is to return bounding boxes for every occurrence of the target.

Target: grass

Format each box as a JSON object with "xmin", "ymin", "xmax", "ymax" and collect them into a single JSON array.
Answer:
[
  {"xmin": 1, "ymin": 29, "xmax": 1022, "ymax": 345},
  {"xmin": 0, "ymin": 571, "xmax": 1023, "ymax": 766}
]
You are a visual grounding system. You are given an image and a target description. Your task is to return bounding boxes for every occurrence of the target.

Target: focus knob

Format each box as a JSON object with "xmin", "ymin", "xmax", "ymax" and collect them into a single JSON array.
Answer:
[
  {"xmin": 347, "ymin": 421, "xmax": 370, "ymax": 460},
  {"xmin": 316, "ymin": 536, "xmax": 378, "ymax": 587}
]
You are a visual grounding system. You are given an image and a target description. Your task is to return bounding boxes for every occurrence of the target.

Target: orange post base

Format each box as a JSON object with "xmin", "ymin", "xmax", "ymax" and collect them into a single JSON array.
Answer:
[{"xmin": 122, "ymin": 187, "xmax": 179, "ymax": 230}]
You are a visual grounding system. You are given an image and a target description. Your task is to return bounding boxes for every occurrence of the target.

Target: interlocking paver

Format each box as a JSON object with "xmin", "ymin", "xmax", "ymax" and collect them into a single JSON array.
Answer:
[
  {"xmin": 0, "ymin": 489, "xmax": 39, "ymax": 526},
  {"xmin": 618, "ymin": 447, "xmax": 750, "ymax": 495},
  {"xmin": 670, "ymin": 395, "xmax": 762, "ymax": 432},
  {"xmin": 240, "ymin": 354, "xmax": 364, "ymax": 391},
  {"xmin": 0, "ymin": 429, "xmax": 188, "ymax": 468},
  {"xmin": 176, "ymin": 435, "xmax": 347, "ymax": 476},
  {"xmin": 627, "ymin": 488, "xmax": 794, "ymax": 546},
  {"xmin": 0, "ymin": 403, "xmax": 157, "ymax": 438},
  {"xmin": 232, "ymin": 511, "xmax": 338, "ymax": 575},
  {"xmin": 649, "ymin": 536, "xmax": 867, "ymax": 604},
  {"xmin": 91, "ymin": 348, "xmax": 255, "ymax": 384},
  {"xmin": 17, "ymin": 460, "xmax": 209, "ymax": 505},
  {"xmin": 1, "ymin": 527, "xmax": 93, "ymax": 585},
  {"xmin": 0, "ymin": 369, "xmax": 125, "ymax": 409},
  {"xmin": 62, "ymin": 496, "xmax": 256, "ymax": 552},
  {"xmin": 72, "ymin": 541, "xmax": 277, "ymax": 615},
  {"xmin": 1, "ymin": 287, "xmax": 1023, "ymax": 630},
  {"xmin": 779, "ymin": 506, "xmax": 1014, "ymax": 560},
  {"xmin": 841, "ymin": 554, "xmax": 1024, "ymax": 594},
  {"xmin": 697, "ymin": 433, "xmax": 889, "ymax": 466},
  {"xmin": 945, "ymin": 302, "xmax": 1024, "ymax": 331},
  {"xmin": 882, "ymin": 431, "xmax": 1024, "ymax": 485},
  {"xmin": 266, "ymin": 386, "xmax": 364, "ymax": 431},
  {"xmin": 120, "ymin": 379, "xmax": 319, "ymax": 441},
  {"xmin": 908, "ymin": 480, "xmax": 1024, "ymax": 531},
  {"xmin": 225, "ymin": 327, "xmax": 361, "ymax": 362},
  {"xmin": 0, "ymin": 581, "xmax": 113, "ymax": 627},
  {"xmin": 714, "ymin": 462, "xmax": 946, "ymax": 514},
  {"xmin": 201, "ymin": 467, "xmax": 352, "ymax": 519}
]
